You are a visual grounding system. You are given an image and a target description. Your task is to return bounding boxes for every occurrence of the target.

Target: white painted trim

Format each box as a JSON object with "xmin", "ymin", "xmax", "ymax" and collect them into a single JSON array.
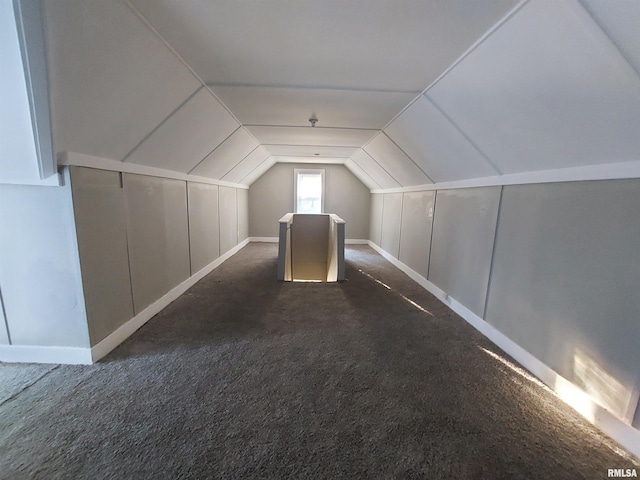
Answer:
[
  {"xmin": 345, "ymin": 239, "xmax": 369, "ymax": 245},
  {"xmin": 91, "ymin": 238, "xmax": 250, "ymax": 362},
  {"xmin": 59, "ymin": 152, "xmax": 249, "ymax": 189},
  {"xmin": 367, "ymin": 240, "xmax": 640, "ymax": 460},
  {"xmin": 249, "ymin": 236, "xmax": 278, "ymax": 243},
  {"xmin": 0, "ymin": 172, "xmax": 62, "ymax": 187},
  {"xmin": 370, "ymin": 160, "xmax": 640, "ymax": 194},
  {"xmin": 0, "ymin": 345, "xmax": 92, "ymax": 365}
]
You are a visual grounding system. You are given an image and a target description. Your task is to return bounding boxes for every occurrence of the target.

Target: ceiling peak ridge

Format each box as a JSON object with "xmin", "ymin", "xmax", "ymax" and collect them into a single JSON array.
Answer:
[
  {"xmin": 207, "ymin": 82, "xmax": 420, "ymax": 95},
  {"xmin": 244, "ymin": 124, "xmax": 378, "ymax": 132}
]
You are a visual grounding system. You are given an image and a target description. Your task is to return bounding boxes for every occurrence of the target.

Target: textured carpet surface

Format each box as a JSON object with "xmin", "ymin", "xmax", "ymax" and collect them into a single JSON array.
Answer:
[{"xmin": 0, "ymin": 244, "xmax": 637, "ymax": 479}]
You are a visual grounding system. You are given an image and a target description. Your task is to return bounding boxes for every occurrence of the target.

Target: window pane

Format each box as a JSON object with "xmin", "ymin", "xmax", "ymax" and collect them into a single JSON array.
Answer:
[{"xmin": 297, "ymin": 173, "xmax": 322, "ymax": 214}]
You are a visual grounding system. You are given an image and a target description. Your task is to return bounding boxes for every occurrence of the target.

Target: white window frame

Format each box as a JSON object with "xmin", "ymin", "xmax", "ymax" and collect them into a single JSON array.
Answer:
[{"xmin": 294, "ymin": 168, "xmax": 325, "ymax": 214}]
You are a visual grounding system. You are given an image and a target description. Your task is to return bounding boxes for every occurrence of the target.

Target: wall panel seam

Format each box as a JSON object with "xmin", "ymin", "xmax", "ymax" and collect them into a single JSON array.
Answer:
[
  {"xmin": 482, "ymin": 185, "xmax": 504, "ymax": 320},
  {"xmin": 121, "ymin": 86, "xmax": 203, "ymax": 162},
  {"xmin": 426, "ymin": 190, "xmax": 438, "ymax": 280}
]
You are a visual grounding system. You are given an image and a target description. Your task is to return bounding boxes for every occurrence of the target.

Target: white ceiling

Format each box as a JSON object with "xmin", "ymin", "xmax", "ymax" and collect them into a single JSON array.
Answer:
[
  {"xmin": 44, "ymin": 0, "xmax": 640, "ymax": 188},
  {"xmin": 126, "ymin": 0, "xmax": 522, "ymax": 179}
]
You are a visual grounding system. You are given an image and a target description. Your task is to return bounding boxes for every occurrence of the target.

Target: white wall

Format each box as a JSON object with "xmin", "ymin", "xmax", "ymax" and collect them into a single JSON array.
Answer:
[
  {"xmin": 249, "ymin": 163, "xmax": 370, "ymax": 239},
  {"xmin": 370, "ymin": 178, "xmax": 640, "ymax": 435},
  {"xmin": 188, "ymin": 182, "xmax": 220, "ymax": 274},
  {"xmin": 0, "ymin": 171, "xmax": 89, "ymax": 347},
  {"xmin": 68, "ymin": 165, "xmax": 247, "ymax": 347},
  {"xmin": 70, "ymin": 167, "xmax": 134, "ymax": 345}
]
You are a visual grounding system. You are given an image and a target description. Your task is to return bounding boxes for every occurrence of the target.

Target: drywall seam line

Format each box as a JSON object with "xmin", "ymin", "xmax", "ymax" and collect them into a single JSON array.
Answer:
[
  {"xmin": 358, "ymin": 0, "xmax": 531, "ymax": 154},
  {"xmin": 187, "ymin": 125, "xmax": 242, "ymax": 175},
  {"xmin": 206, "ymin": 82, "xmax": 419, "ymax": 95},
  {"xmin": 235, "ymin": 188, "xmax": 238, "ymax": 246},
  {"xmin": 425, "ymin": 95, "xmax": 503, "ymax": 176},
  {"xmin": 122, "ymin": 0, "xmax": 262, "ymax": 148},
  {"xmin": 482, "ymin": 185, "xmax": 505, "ymax": 320},
  {"xmin": 185, "ymin": 182, "xmax": 192, "ymax": 277},
  {"xmin": 225, "ymin": 147, "xmax": 268, "ymax": 183},
  {"xmin": 360, "ymin": 142, "xmax": 404, "ymax": 188},
  {"xmin": 238, "ymin": 155, "xmax": 272, "ymax": 185},
  {"xmin": 244, "ymin": 124, "xmax": 379, "ymax": 132},
  {"xmin": 121, "ymin": 174, "xmax": 138, "ymax": 316},
  {"xmin": 381, "ymin": 132, "xmax": 435, "ymax": 184},
  {"xmin": 263, "ymin": 144, "xmax": 362, "ymax": 149},
  {"xmin": 577, "ymin": 0, "xmax": 640, "ymax": 84},
  {"xmin": 0, "ymin": 286, "xmax": 11, "ymax": 345},
  {"xmin": 271, "ymin": 155, "xmax": 351, "ymax": 159},
  {"xmin": 217, "ymin": 185, "xmax": 221, "ymax": 261},
  {"xmin": 396, "ymin": 193, "xmax": 405, "ymax": 260},
  {"xmin": 359, "ymin": 146, "xmax": 402, "ymax": 189},
  {"xmin": 255, "ymin": 142, "xmax": 367, "ymax": 148},
  {"xmin": 426, "ymin": 190, "xmax": 438, "ymax": 280},
  {"xmin": 63, "ymin": 167, "xmax": 92, "ymax": 345},
  {"xmin": 121, "ymin": 86, "xmax": 203, "ymax": 163},
  {"xmin": 0, "ymin": 365, "xmax": 60, "ymax": 407},
  {"xmin": 220, "ymin": 143, "xmax": 261, "ymax": 181},
  {"xmin": 379, "ymin": 194, "xmax": 387, "ymax": 249},
  {"xmin": 344, "ymin": 158, "xmax": 381, "ymax": 190}
]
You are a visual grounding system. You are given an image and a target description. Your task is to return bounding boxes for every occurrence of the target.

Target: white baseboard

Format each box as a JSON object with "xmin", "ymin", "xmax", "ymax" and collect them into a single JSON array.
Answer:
[
  {"xmin": 0, "ymin": 239, "xmax": 250, "ymax": 366},
  {"xmin": 345, "ymin": 239, "xmax": 369, "ymax": 245},
  {"xmin": 0, "ymin": 345, "xmax": 93, "ymax": 365},
  {"xmin": 91, "ymin": 238, "xmax": 250, "ymax": 362},
  {"xmin": 367, "ymin": 240, "xmax": 640, "ymax": 460},
  {"xmin": 248, "ymin": 237, "xmax": 369, "ymax": 245}
]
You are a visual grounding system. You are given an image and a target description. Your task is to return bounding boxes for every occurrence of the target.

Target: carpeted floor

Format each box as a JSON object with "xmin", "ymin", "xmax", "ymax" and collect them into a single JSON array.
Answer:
[{"xmin": 0, "ymin": 244, "xmax": 637, "ymax": 479}]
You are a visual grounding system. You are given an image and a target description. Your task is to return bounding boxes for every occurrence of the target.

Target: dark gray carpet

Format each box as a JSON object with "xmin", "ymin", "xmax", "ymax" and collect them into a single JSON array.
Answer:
[{"xmin": 0, "ymin": 244, "xmax": 637, "ymax": 479}]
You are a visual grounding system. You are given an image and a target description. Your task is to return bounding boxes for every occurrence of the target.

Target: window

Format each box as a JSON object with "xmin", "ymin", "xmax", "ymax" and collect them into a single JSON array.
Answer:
[{"xmin": 294, "ymin": 169, "xmax": 324, "ymax": 214}]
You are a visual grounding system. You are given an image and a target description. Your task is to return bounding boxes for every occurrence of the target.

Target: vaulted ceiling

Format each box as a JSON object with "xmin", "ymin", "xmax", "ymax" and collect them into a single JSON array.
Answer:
[{"xmin": 44, "ymin": 0, "xmax": 640, "ymax": 189}]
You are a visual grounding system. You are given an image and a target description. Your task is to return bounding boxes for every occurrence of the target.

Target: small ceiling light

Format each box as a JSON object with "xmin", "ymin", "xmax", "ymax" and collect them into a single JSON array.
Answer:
[{"xmin": 309, "ymin": 117, "xmax": 318, "ymax": 127}]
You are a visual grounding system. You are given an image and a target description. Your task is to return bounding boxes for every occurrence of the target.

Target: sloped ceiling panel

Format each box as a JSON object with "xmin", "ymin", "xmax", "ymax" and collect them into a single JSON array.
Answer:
[
  {"xmin": 363, "ymin": 133, "xmax": 432, "ymax": 186},
  {"xmin": 351, "ymin": 150, "xmax": 400, "ymax": 189},
  {"xmin": 45, "ymin": 0, "xmax": 201, "ymax": 161},
  {"xmin": 265, "ymin": 145, "xmax": 358, "ymax": 158},
  {"xmin": 130, "ymin": 0, "xmax": 519, "ymax": 91},
  {"xmin": 247, "ymin": 126, "xmax": 376, "ymax": 148},
  {"xmin": 385, "ymin": 96, "xmax": 499, "ymax": 183},
  {"xmin": 344, "ymin": 158, "xmax": 380, "ymax": 190},
  {"xmin": 242, "ymin": 156, "xmax": 277, "ymax": 186},
  {"xmin": 427, "ymin": 0, "xmax": 640, "ymax": 174},
  {"xmin": 124, "ymin": 88, "xmax": 239, "ymax": 172},
  {"xmin": 580, "ymin": 0, "xmax": 640, "ymax": 75},
  {"xmin": 211, "ymin": 86, "xmax": 417, "ymax": 129},
  {"xmin": 190, "ymin": 128, "xmax": 258, "ymax": 179},
  {"xmin": 222, "ymin": 146, "xmax": 270, "ymax": 184}
]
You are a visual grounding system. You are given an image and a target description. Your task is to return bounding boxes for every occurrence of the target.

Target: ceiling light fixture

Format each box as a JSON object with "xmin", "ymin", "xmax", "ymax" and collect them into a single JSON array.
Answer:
[{"xmin": 309, "ymin": 116, "xmax": 318, "ymax": 127}]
